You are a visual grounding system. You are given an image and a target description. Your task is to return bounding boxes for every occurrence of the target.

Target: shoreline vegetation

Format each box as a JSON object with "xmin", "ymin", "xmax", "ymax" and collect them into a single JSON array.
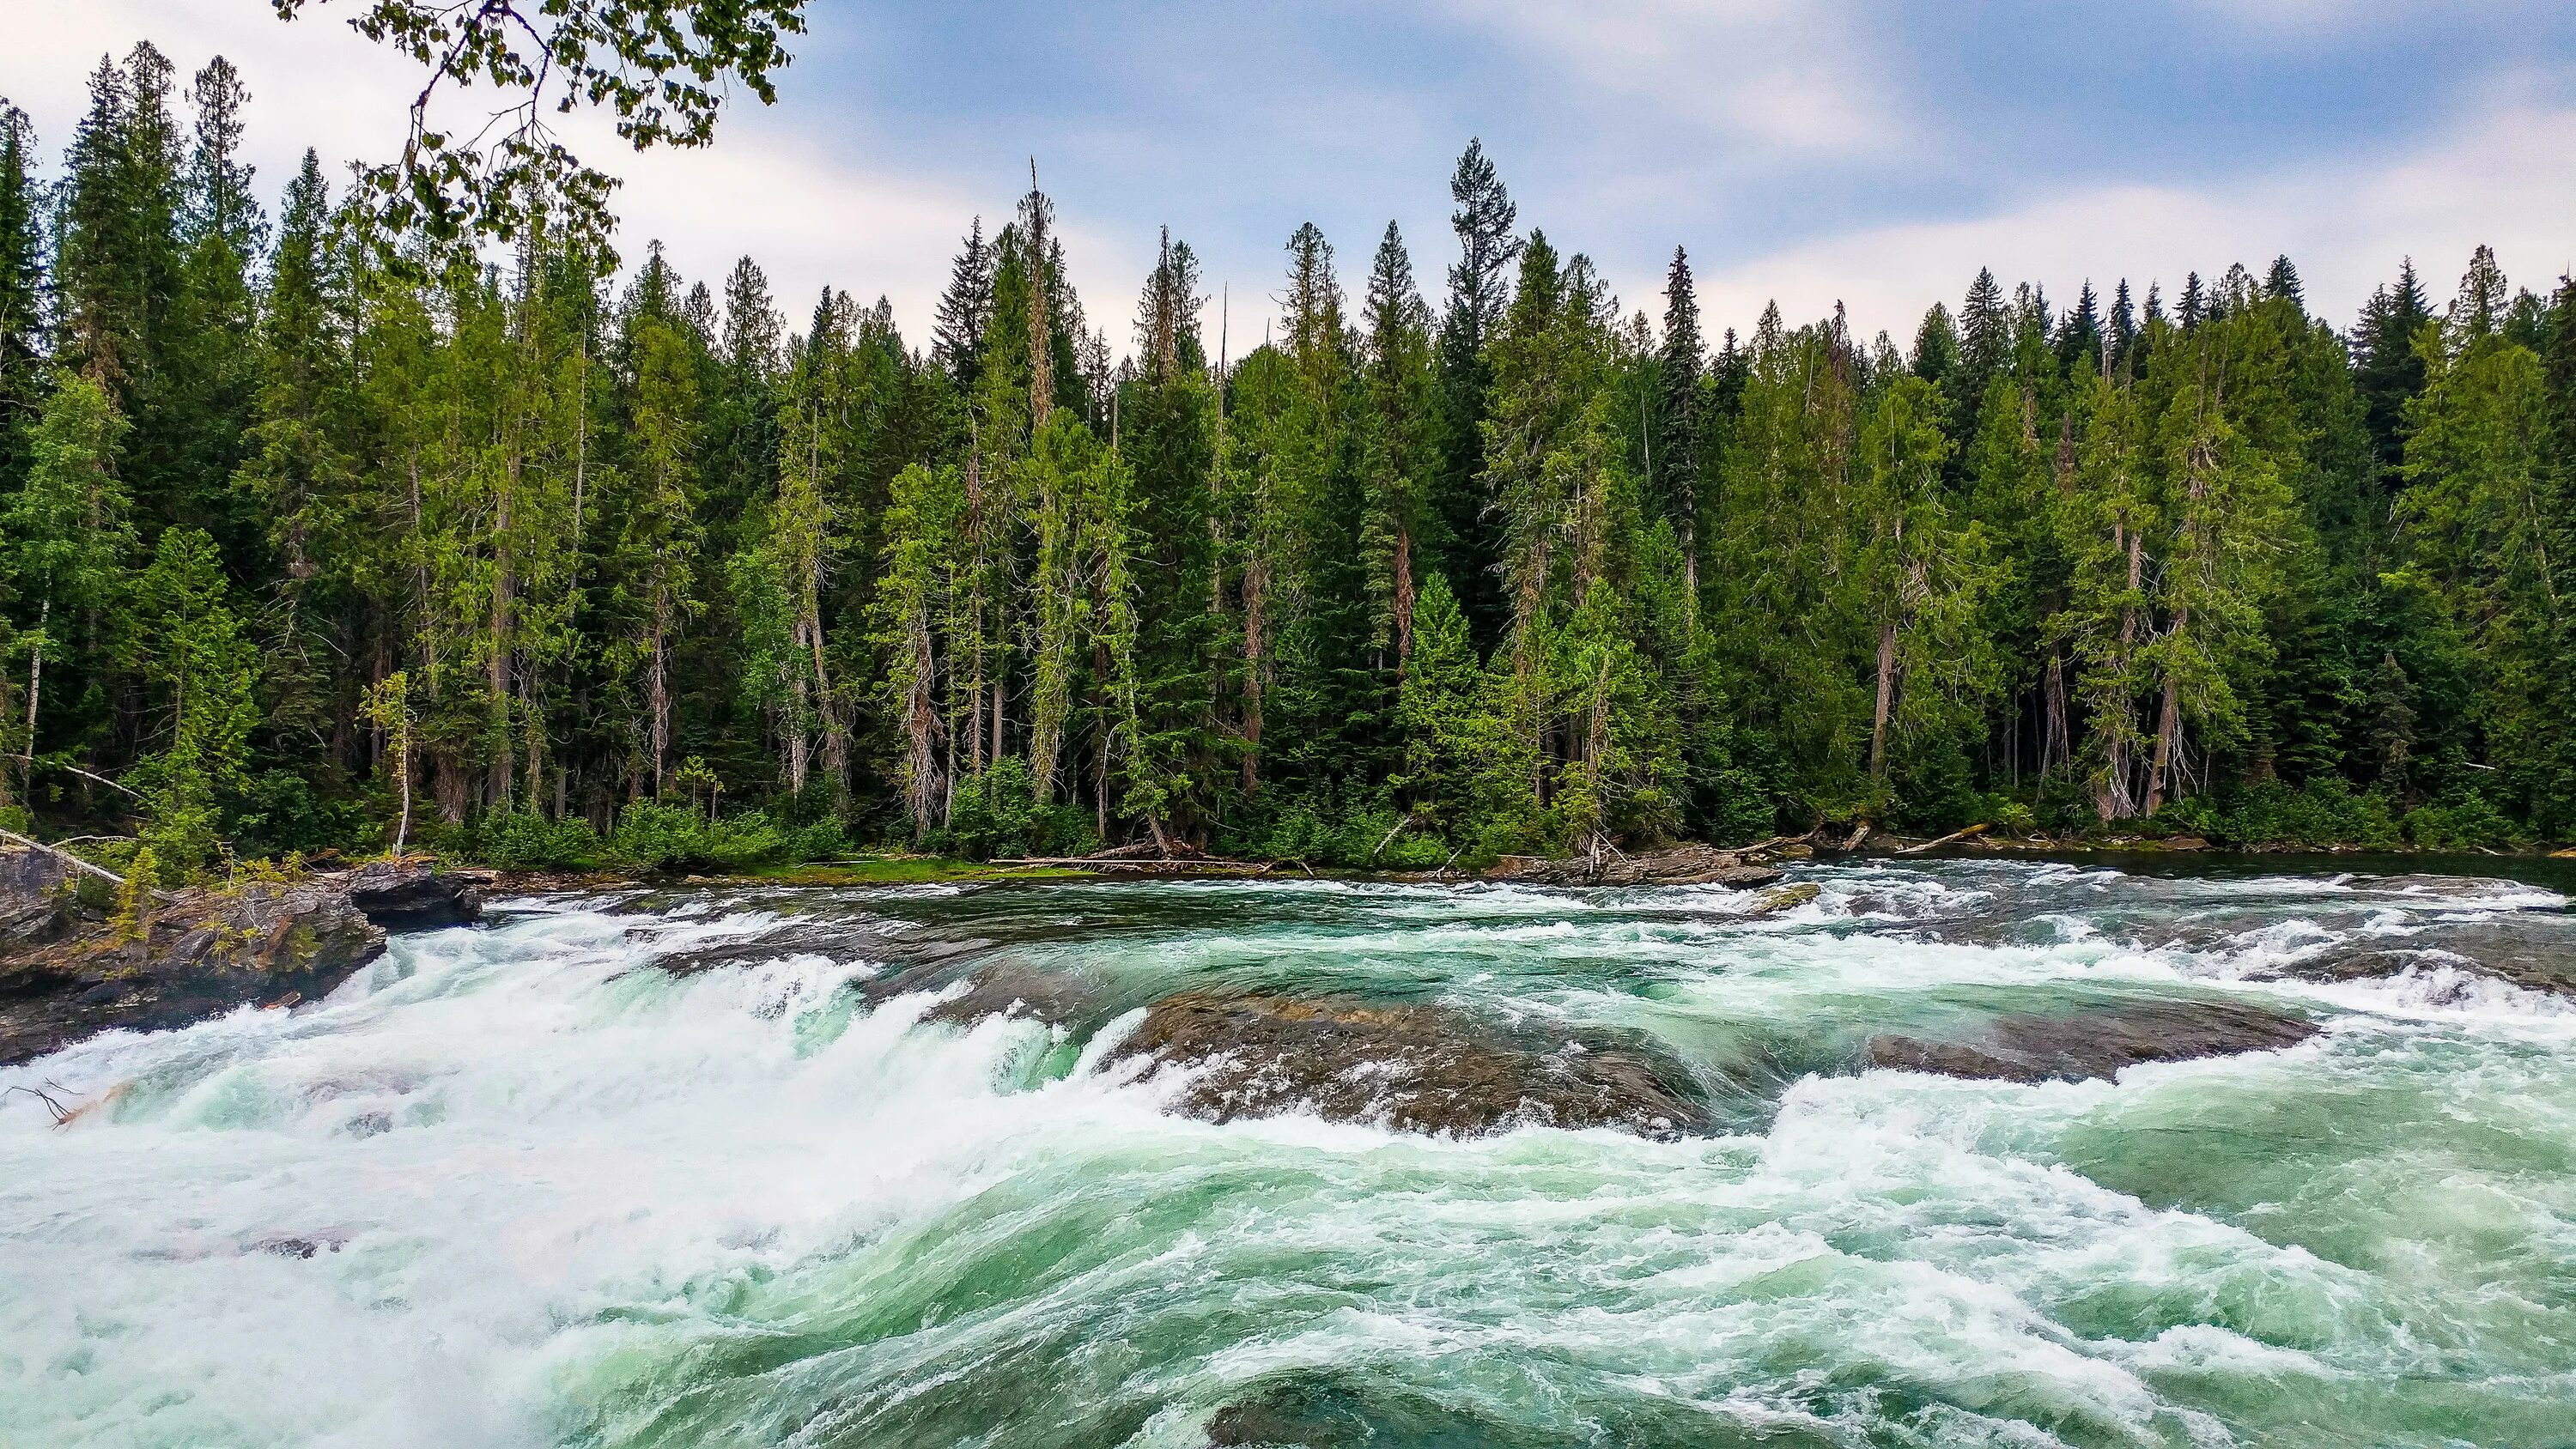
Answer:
[{"xmin": 5, "ymin": 46, "xmax": 2575, "ymax": 896}]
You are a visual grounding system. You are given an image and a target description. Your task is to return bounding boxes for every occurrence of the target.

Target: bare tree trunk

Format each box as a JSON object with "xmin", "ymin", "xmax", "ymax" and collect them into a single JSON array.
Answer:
[
  {"xmin": 649, "ymin": 597, "xmax": 671, "ymax": 798},
  {"xmin": 2043, "ymin": 651, "xmax": 2071, "ymax": 779},
  {"xmin": 434, "ymin": 754, "xmax": 468, "ymax": 824},
  {"xmin": 1241, "ymin": 555, "xmax": 1267, "ymax": 793},
  {"xmin": 20, "ymin": 601, "xmax": 44, "ymax": 804},
  {"xmin": 2146, "ymin": 604, "xmax": 2187, "ymax": 815},
  {"xmin": 1392, "ymin": 524, "xmax": 1416, "ymax": 666},
  {"xmin": 903, "ymin": 615, "xmax": 943, "ymax": 838},
  {"xmin": 489, "ymin": 516, "xmax": 514, "ymax": 807},
  {"xmin": 1869, "ymin": 617, "xmax": 1898, "ymax": 780},
  {"xmin": 1681, "ymin": 515, "xmax": 1699, "ymax": 632},
  {"xmin": 392, "ymin": 728, "xmax": 412, "ymax": 856}
]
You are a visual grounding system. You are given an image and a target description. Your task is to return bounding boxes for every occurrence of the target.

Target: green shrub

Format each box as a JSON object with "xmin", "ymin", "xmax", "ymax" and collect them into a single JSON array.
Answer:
[
  {"xmin": 606, "ymin": 803, "xmax": 788, "ymax": 873},
  {"xmin": 476, "ymin": 808, "xmax": 602, "ymax": 870},
  {"xmin": 2403, "ymin": 793, "xmax": 2523, "ymax": 851},
  {"xmin": 2163, "ymin": 778, "xmax": 2402, "ymax": 849}
]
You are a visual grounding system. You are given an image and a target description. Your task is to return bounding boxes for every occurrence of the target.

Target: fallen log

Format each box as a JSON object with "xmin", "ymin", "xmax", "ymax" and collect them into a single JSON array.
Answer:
[
  {"xmin": 1896, "ymin": 822, "xmax": 1990, "ymax": 856},
  {"xmin": 1839, "ymin": 821, "xmax": 1872, "ymax": 852},
  {"xmin": 0, "ymin": 830, "xmax": 182, "ymax": 902}
]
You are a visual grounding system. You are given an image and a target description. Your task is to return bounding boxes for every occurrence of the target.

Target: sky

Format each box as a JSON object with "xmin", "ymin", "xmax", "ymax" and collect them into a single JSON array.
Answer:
[{"xmin": 9, "ymin": 1, "xmax": 2576, "ymax": 357}]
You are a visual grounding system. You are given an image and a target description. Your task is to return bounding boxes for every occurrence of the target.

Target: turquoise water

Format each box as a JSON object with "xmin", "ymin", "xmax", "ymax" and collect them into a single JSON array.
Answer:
[{"xmin": 3, "ymin": 861, "xmax": 2573, "ymax": 1447}]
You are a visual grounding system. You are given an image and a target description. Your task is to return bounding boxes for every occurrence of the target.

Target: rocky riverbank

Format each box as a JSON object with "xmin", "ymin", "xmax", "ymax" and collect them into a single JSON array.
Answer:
[{"xmin": 0, "ymin": 850, "xmax": 486, "ymax": 1066}]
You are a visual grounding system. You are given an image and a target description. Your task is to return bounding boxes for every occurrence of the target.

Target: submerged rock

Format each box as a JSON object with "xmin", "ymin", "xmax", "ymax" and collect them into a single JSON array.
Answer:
[
  {"xmin": 1865, "ymin": 998, "xmax": 2318, "ymax": 1084},
  {"xmin": 341, "ymin": 860, "xmax": 486, "ymax": 931},
  {"xmin": 1489, "ymin": 843, "xmax": 1783, "ymax": 889},
  {"xmin": 1107, "ymin": 991, "xmax": 1710, "ymax": 1138},
  {"xmin": 0, "ymin": 852, "xmax": 386, "ymax": 1066}
]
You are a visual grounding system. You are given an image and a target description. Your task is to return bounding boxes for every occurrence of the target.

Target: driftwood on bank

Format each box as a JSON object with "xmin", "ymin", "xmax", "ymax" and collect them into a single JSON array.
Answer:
[
  {"xmin": 0, "ymin": 828, "xmax": 182, "ymax": 901},
  {"xmin": 1895, "ymin": 822, "xmax": 1990, "ymax": 856}
]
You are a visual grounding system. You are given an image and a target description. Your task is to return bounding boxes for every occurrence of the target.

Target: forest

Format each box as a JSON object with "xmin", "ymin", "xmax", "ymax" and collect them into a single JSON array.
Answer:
[{"xmin": 3, "ymin": 44, "xmax": 2573, "ymax": 881}]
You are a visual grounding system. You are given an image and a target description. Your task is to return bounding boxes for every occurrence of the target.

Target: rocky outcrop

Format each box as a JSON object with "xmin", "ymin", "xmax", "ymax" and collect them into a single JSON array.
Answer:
[
  {"xmin": 342, "ymin": 860, "xmax": 486, "ymax": 931},
  {"xmin": 1488, "ymin": 843, "xmax": 1783, "ymax": 889},
  {"xmin": 1, "ymin": 850, "xmax": 388, "ymax": 1066},
  {"xmin": 0, "ymin": 848, "xmax": 80, "ymax": 951},
  {"xmin": 1865, "ymin": 998, "xmax": 2318, "ymax": 1084},
  {"xmin": 1106, "ymin": 991, "xmax": 1710, "ymax": 1138}
]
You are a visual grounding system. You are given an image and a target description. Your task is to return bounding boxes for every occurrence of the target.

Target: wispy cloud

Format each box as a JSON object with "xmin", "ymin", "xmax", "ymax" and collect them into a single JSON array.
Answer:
[
  {"xmin": 1693, "ymin": 99, "xmax": 2576, "ymax": 339},
  {"xmin": 1453, "ymin": 0, "xmax": 1903, "ymax": 159}
]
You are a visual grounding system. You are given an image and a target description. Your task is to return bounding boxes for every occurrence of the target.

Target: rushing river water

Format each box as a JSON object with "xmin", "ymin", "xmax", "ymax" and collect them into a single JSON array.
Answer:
[{"xmin": 4, "ymin": 858, "xmax": 2575, "ymax": 1448}]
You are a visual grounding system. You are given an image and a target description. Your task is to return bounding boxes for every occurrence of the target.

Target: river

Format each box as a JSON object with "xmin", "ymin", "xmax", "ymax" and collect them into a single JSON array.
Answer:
[{"xmin": 3, "ymin": 858, "xmax": 2573, "ymax": 1447}]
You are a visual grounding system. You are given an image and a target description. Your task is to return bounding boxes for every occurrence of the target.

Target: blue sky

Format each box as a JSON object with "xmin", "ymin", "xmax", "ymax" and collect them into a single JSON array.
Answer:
[{"xmin": 13, "ymin": 2, "xmax": 2576, "ymax": 352}]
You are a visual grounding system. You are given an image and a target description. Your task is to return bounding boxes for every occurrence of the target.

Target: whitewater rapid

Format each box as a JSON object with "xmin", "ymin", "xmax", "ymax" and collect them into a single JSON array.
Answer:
[{"xmin": 4, "ymin": 861, "xmax": 2573, "ymax": 1447}]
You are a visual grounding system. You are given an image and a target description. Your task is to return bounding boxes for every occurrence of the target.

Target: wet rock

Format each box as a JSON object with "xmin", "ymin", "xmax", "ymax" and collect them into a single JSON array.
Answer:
[
  {"xmin": 1749, "ymin": 882, "xmax": 1821, "ymax": 914},
  {"xmin": 0, "ymin": 848, "xmax": 81, "ymax": 950},
  {"xmin": 919, "ymin": 961, "xmax": 1105, "ymax": 1029},
  {"xmin": 342, "ymin": 860, "xmax": 486, "ymax": 931},
  {"xmin": 2293, "ymin": 943, "xmax": 2576, "ymax": 999},
  {"xmin": 1488, "ymin": 843, "xmax": 1782, "ymax": 889},
  {"xmin": 1865, "ymin": 998, "xmax": 2318, "ymax": 1084},
  {"xmin": 1, "ymin": 858, "xmax": 386, "ymax": 1066},
  {"xmin": 1107, "ymin": 991, "xmax": 1710, "ymax": 1138}
]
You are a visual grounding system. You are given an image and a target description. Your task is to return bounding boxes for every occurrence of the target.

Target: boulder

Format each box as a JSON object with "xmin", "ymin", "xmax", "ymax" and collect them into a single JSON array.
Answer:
[
  {"xmin": 1107, "ymin": 991, "xmax": 1709, "ymax": 1139},
  {"xmin": 0, "ymin": 847, "xmax": 79, "ymax": 950},
  {"xmin": 1865, "ymin": 997, "xmax": 2318, "ymax": 1084},
  {"xmin": 1, "ymin": 853, "xmax": 386, "ymax": 1066},
  {"xmin": 343, "ymin": 860, "xmax": 486, "ymax": 931}
]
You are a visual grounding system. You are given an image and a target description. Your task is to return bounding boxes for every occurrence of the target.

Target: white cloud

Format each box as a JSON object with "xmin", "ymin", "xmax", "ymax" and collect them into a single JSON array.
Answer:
[
  {"xmin": 1687, "ymin": 99, "xmax": 2576, "ymax": 339},
  {"xmin": 1453, "ymin": 0, "xmax": 1905, "ymax": 159},
  {"xmin": 12, "ymin": 1, "xmax": 2569, "ymax": 363}
]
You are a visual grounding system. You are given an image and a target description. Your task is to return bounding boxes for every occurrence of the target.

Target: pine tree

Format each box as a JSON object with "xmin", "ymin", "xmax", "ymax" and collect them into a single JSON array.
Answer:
[
  {"xmin": 0, "ymin": 104, "xmax": 43, "ymax": 491},
  {"xmin": 2351, "ymin": 258, "xmax": 2433, "ymax": 490},
  {"xmin": 1858, "ymin": 373, "xmax": 1991, "ymax": 786},
  {"xmin": 871, "ymin": 461, "xmax": 959, "ymax": 835},
  {"xmin": 1359, "ymin": 221, "xmax": 1435, "ymax": 667},
  {"xmin": 1656, "ymin": 246, "xmax": 1705, "ymax": 598},
  {"xmin": 2107, "ymin": 280, "xmax": 2140, "ymax": 378},
  {"xmin": 2264, "ymin": 254, "xmax": 2305, "ymax": 311},
  {"xmin": 125, "ymin": 526, "xmax": 258, "ymax": 874},
  {"xmin": 2058, "ymin": 282, "xmax": 2104, "ymax": 375},
  {"xmin": 1433, "ymin": 139, "xmax": 1521, "ymax": 645},
  {"xmin": 1953, "ymin": 268, "xmax": 2009, "ymax": 436},
  {"xmin": 7, "ymin": 374, "xmax": 135, "ymax": 779},
  {"xmin": 2448, "ymin": 245, "xmax": 2509, "ymax": 344},
  {"xmin": 933, "ymin": 218, "xmax": 993, "ymax": 391}
]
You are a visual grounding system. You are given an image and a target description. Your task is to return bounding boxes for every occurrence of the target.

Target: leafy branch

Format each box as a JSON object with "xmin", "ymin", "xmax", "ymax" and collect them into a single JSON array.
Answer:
[{"xmin": 268, "ymin": 0, "xmax": 807, "ymax": 269}]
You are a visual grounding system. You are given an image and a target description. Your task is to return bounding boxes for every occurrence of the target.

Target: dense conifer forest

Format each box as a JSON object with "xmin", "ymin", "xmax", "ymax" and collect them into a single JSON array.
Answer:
[{"xmin": 3, "ymin": 45, "xmax": 2573, "ymax": 876}]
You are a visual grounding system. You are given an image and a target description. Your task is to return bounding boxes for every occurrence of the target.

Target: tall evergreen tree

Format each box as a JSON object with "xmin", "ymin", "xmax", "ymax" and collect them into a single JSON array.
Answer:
[
  {"xmin": 1432, "ymin": 138, "xmax": 1521, "ymax": 645},
  {"xmin": 1655, "ymin": 246, "xmax": 1705, "ymax": 596},
  {"xmin": 0, "ymin": 104, "xmax": 42, "ymax": 492}
]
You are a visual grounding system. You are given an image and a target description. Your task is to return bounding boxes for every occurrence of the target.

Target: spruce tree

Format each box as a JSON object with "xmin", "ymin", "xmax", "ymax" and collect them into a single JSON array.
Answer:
[
  {"xmin": 1432, "ymin": 138, "xmax": 1520, "ymax": 645},
  {"xmin": 2351, "ymin": 258, "xmax": 2433, "ymax": 488},
  {"xmin": 933, "ymin": 218, "xmax": 993, "ymax": 391},
  {"xmin": 1655, "ymin": 246, "xmax": 1704, "ymax": 589},
  {"xmin": 0, "ymin": 104, "xmax": 41, "ymax": 490}
]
